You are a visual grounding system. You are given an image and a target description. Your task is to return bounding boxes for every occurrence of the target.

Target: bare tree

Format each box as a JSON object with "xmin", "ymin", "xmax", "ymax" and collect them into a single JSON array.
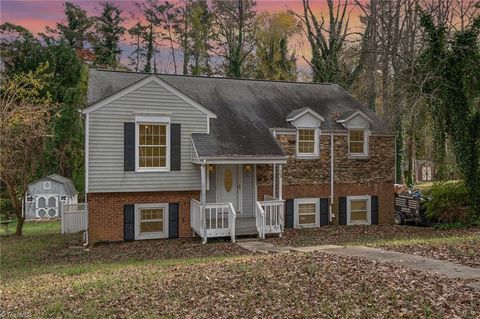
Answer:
[
  {"xmin": 294, "ymin": 0, "xmax": 363, "ymax": 85},
  {"xmin": 0, "ymin": 66, "xmax": 54, "ymax": 236}
]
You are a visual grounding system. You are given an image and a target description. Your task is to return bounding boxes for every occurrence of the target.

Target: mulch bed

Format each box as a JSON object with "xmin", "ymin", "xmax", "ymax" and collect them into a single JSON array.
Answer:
[
  {"xmin": 40, "ymin": 235, "xmax": 248, "ymax": 265},
  {"xmin": 2, "ymin": 252, "xmax": 479, "ymax": 318}
]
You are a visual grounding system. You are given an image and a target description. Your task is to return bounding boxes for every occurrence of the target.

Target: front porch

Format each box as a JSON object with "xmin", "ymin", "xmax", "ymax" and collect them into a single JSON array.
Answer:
[{"xmin": 190, "ymin": 161, "xmax": 286, "ymax": 243}]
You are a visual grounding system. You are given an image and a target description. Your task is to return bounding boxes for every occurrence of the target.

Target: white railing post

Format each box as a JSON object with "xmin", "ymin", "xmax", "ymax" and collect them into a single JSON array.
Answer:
[
  {"xmin": 228, "ymin": 203, "xmax": 236, "ymax": 243},
  {"xmin": 200, "ymin": 161, "xmax": 207, "ymax": 244}
]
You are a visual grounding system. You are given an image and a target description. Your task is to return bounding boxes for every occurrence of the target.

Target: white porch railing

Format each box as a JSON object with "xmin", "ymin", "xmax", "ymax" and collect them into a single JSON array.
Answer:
[
  {"xmin": 256, "ymin": 199, "xmax": 284, "ymax": 238},
  {"xmin": 190, "ymin": 199, "xmax": 237, "ymax": 243},
  {"xmin": 61, "ymin": 203, "xmax": 88, "ymax": 234}
]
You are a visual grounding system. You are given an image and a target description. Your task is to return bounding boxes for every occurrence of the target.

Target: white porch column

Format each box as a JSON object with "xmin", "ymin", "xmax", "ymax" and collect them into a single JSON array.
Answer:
[
  {"xmin": 200, "ymin": 160, "xmax": 207, "ymax": 243},
  {"xmin": 273, "ymin": 164, "xmax": 276, "ymax": 198},
  {"xmin": 278, "ymin": 164, "xmax": 283, "ymax": 200}
]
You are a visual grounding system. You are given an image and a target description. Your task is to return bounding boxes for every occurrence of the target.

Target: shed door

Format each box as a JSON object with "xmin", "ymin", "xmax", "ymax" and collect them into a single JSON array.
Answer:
[{"xmin": 36, "ymin": 195, "xmax": 59, "ymax": 218}]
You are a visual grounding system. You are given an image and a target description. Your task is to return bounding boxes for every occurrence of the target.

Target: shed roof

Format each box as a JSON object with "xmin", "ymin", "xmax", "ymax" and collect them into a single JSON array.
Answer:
[
  {"xmin": 87, "ymin": 69, "xmax": 391, "ymax": 159},
  {"xmin": 29, "ymin": 174, "xmax": 77, "ymax": 197}
]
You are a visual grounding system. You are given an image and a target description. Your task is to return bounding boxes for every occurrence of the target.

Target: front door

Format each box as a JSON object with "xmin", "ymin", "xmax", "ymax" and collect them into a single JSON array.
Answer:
[{"xmin": 217, "ymin": 164, "xmax": 239, "ymax": 211}]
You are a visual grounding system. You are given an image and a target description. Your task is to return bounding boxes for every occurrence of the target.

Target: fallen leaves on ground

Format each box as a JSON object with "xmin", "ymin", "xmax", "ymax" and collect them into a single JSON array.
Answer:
[
  {"xmin": 1, "ymin": 252, "xmax": 479, "ymax": 318},
  {"xmin": 376, "ymin": 235, "xmax": 480, "ymax": 268},
  {"xmin": 267, "ymin": 225, "xmax": 479, "ymax": 247}
]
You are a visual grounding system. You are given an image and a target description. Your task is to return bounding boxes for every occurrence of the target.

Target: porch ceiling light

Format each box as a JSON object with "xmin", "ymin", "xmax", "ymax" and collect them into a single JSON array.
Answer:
[
  {"xmin": 208, "ymin": 165, "xmax": 215, "ymax": 172},
  {"xmin": 244, "ymin": 164, "xmax": 252, "ymax": 173}
]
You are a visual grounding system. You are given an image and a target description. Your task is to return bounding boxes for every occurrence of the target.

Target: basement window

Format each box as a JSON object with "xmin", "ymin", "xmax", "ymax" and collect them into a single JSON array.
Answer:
[
  {"xmin": 294, "ymin": 198, "xmax": 320, "ymax": 228},
  {"xmin": 347, "ymin": 196, "xmax": 371, "ymax": 225}
]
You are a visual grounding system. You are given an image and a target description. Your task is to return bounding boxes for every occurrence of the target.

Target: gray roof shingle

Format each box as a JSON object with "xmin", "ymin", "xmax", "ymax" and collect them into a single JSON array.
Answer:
[{"xmin": 87, "ymin": 69, "xmax": 391, "ymax": 158}]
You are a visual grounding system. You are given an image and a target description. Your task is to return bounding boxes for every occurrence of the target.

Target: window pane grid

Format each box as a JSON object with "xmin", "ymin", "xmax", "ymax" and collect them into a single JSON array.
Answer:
[
  {"xmin": 140, "ymin": 208, "xmax": 164, "ymax": 234},
  {"xmin": 298, "ymin": 203, "xmax": 316, "ymax": 225},
  {"xmin": 350, "ymin": 199, "xmax": 368, "ymax": 222},
  {"xmin": 298, "ymin": 129, "xmax": 315, "ymax": 154},
  {"xmin": 139, "ymin": 124, "xmax": 167, "ymax": 168},
  {"xmin": 349, "ymin": 130, "xmax": 365, "ymax": 154}
]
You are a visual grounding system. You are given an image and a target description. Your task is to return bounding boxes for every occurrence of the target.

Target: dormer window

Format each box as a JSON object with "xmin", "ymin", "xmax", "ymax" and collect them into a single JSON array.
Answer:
[
  {"xmin": 297, "ymin": 128, "xmax": 318, "ymax": 157},
  {"xmin": 348, "ymin": 129, "xmax": 368, "ymax": 156},
  {"xmin": 287, "ymin": 107, "xmax": 324, "ymax": 159}
]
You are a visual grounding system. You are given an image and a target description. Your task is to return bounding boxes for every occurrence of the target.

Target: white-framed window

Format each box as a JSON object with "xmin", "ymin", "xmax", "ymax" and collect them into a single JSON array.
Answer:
[
  {"xmin": 347, "ymin": 195, "xmax": 371, "ymax": 225},
  {"xmin": 296, "ymin": 128, "xmax": 319, "ymax": 157},
  {"xmin": 26, "ymin": 195, "xmax": 34, "ymax": 203},
  {"xmin": 135, "ymin": 116, "xmax": 170, "ymax": 172},
  {"xmin": 135, "ymin": 203, "xmax": 169, "ymax": 240},
  {"xmin": 44, "ymin": 181, "xmax": 51, "ymax": 190},
  {"xmin": 60, "ymin": 195, "xmax": 68, "ymax": 203},
  {"xmin": 294, "ymin": 198, "xmax": 320, "ymax": 228},
  {"xmin": 348, "ymin": 129, "xmax": 369, "ymax": 157}
]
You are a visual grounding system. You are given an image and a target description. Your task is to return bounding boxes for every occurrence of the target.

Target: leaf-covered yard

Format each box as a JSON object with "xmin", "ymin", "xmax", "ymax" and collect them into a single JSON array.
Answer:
[
  {"xmin": 1, "ymin": 222, "xmax": 480, "ymax": 318},
  {"xmin": 267, "ymin": 225, "xmax": 480, "ymax": 268}
]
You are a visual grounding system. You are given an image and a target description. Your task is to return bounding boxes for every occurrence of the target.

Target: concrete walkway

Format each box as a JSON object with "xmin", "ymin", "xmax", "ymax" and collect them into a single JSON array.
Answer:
[{"xmin": 236, "ymin": 240, "xmax": 480, "ymax": 289}]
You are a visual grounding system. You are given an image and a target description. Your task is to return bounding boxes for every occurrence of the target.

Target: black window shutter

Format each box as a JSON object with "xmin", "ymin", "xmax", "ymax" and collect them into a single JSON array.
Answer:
[
  {"xmin": 339, "ymin": 197, "xmax": 347, "ymax": 225},
  {"xmin": 170, "ymin": 124, "xmax": 181, "ymax": 171},
  {"xmin": 285, "ymin": 199, "xmax": 294, "ymax": 229},
  {"xmin": 124, "ymin": 123, "xmax": 135, "ymax": 171},
  {"xmin": 371, "ymin": 196, "xmax": 379, "ymax": 225},
  {"xmin": 124, "ymin": 204, "xmax": 135, "ymax": 241},
  {"xmin": 169, "ymin": 203, "xmax": 179, "ymax": 238},
  {"xmin": 320, "ymin": 198, "xmax": 329, "ymax": 226}
]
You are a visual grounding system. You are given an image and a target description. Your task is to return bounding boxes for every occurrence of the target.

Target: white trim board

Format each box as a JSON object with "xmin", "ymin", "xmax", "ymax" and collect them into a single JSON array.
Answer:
[{"xmin": 82, "ymin": 75, "xmax": 217, "ymax": 118}]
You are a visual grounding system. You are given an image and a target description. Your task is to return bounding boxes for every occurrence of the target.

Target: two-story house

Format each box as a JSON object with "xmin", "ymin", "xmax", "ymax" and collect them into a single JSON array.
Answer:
[{"xmin": 83, "ymin": 69, "xmax": 395, "ymax": 243}]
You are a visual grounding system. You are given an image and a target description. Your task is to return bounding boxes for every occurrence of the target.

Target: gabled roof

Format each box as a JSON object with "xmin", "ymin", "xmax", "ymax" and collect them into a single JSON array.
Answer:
[
  {"xmin": 86, "ymin": 69, "xmax": 391, "ymax": 159},
  {"xmin": 286, "ymin": 107, "xmax": 325, "ymax": 122},
  {"xmin": 28, "ymin": 174, "xmax": 77, "ymax": 197},
  {"xmin": 336, "ymin": 110, "xmax": 373, "ymax": 123}
]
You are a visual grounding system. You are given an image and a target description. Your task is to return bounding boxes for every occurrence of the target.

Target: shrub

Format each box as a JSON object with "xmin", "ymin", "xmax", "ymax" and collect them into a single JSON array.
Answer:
[{"xmin": 424, "ymin": 181, "xmax": 469, "ymax": 223}]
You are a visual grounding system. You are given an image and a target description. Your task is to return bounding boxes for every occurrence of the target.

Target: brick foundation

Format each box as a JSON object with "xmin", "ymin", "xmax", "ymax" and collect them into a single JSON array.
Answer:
[{"xmin": 87, "ymin": 191, "xmax": 200, "ymax": 242}]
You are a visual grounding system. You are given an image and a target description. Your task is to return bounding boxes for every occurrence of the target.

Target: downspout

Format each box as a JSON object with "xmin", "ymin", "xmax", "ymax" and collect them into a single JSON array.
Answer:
[
  {"xmin": 329, "ymin": 132, "xmax": 335, "ymax": 222},
  {"xmin": 272, "ymin": 130, "xmax": 276, "ymax": 198}
]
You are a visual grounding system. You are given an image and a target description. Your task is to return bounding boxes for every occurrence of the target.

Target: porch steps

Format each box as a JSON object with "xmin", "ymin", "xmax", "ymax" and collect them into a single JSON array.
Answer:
[{"xmin": 235, "ymin": 216, "xmax": 258, "ymax": 236}]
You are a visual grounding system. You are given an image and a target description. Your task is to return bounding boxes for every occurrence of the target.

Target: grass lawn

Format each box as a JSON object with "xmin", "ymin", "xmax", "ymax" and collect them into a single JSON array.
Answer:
[{"xmin": 1, "ymin": 222, "xmax": 479, "ymax": 318}]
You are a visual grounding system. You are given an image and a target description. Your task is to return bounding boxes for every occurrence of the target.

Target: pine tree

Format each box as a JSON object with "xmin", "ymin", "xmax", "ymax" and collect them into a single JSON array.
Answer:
[{"xmin": 93, "ymin": 2, "xmax": 126, "ymax": 69}]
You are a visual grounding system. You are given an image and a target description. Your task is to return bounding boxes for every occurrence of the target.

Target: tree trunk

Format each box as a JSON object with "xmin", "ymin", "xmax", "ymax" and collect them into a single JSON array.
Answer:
[{"xmin": 15, "ymin": 213, "xmax": 25, "ymax": 236}]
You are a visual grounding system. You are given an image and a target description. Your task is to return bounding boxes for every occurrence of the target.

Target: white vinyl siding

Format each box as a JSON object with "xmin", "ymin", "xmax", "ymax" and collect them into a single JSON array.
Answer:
[{"xmin": 88, "ymin": 80, "xmax": 208, "ymax": 192}]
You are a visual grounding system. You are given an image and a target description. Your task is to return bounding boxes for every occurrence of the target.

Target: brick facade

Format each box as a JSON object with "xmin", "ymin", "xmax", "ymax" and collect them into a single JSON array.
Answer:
[
  {"xmin": 257, "ymin": 133, "xmax": 395, "ymax": 225},
  {"xmin": 88, "ymin": 191, "xmax": 199, "ymax": 242}
]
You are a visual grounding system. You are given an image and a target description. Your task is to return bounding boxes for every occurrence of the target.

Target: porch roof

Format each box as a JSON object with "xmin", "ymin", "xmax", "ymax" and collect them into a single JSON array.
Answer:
[{"xmin": 192, "ymin": 132, "xmax": 286, "ymax": 163}]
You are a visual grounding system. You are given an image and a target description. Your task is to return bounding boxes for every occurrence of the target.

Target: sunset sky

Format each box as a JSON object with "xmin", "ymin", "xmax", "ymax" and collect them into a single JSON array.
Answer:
[{"xmin": 1, "ymin": 0, "xmax": 365, "ymax": 72}]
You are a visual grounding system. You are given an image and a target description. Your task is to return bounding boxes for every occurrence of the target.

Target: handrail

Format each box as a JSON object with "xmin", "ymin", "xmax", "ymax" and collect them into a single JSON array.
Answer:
[
  {"xmin": 257, "ymin": 200, "xmax": 285, "ymax": 238},
  {"xmin": 191, "ymin": 199, "xmax": 237, "ymax": 243},
  {"xmin": 228, "ymin": 203, "xmax": 237, "ymax": 243},
  {"xmin": 255, "ymin": 201, "xmax": 266, "ymax": 239}
]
